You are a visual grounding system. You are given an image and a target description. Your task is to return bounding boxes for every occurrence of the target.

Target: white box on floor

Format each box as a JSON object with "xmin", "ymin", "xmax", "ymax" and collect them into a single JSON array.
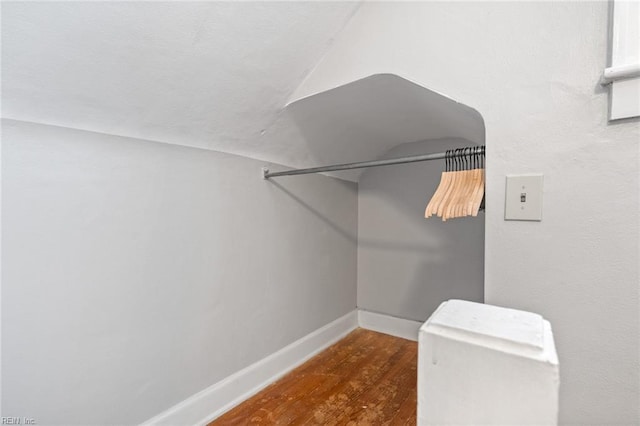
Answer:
[{"xmin": 418, "ymin": 299, "xmax": 559, "ymax": 425}]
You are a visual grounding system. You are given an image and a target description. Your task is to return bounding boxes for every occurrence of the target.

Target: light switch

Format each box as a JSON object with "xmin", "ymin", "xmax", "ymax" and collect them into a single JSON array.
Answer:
[{"xmin": 505, "ymin": 175, "xmax": 543, "ymax": 221}]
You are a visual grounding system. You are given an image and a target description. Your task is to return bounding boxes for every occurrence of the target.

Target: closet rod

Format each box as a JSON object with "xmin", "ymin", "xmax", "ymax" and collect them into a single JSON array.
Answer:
[{"xmin": 262, "ymin": 147, "xmax": 484, "ymax": 179}]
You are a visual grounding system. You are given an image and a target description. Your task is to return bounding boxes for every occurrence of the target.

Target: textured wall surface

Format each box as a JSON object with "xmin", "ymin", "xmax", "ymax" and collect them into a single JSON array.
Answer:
[
  {"xmin": 358, "ymin": 139, "xmax": 484, "ymax": 322},
  {"xmin": 2, "ymin": 119, "xmax": 357, "ymax": 425},
  {"xmin": 1, "ymin": 2, "xmax": 359, "ymax": 168},
  {"xmin": 295, "ymin": 2, "xmax": 640, "ymax": 424}
]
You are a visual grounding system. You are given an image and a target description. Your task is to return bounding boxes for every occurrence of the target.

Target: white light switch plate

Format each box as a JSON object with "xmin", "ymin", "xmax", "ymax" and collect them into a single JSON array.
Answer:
[{"xmin": 505, "ymin": 175, "xmax": 543, "ymax": 221}]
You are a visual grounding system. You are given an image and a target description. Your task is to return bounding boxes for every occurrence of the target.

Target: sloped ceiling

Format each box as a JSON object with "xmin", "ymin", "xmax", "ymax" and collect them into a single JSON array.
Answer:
[
  {"xmin": 1, "ymin": 1, "xmax": 360, "ymax": 166},
  {"xmin": 285, "ymin": 74, "xmax": 485, "ymax": 181}
]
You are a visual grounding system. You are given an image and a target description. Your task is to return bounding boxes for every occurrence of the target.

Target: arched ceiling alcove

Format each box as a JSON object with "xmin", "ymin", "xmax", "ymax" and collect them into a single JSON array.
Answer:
[{"xmin": 285, "ymin": 74, "xmax": 485, "ymax": 181}]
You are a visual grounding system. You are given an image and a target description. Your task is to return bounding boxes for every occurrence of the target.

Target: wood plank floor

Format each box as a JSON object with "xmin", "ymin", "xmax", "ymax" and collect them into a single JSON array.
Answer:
[{"xmin": 210, "ymin": 328, "xmax": 417, "ymax": 425}]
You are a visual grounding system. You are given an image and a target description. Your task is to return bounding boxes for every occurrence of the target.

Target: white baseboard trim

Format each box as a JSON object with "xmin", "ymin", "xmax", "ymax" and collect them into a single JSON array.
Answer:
[
  {"xmin": 140, "ymin": 310, "xmax": 358, "ymax": 426},
  {"xmin": 357, "ymin": 310, "xmax": 423, "ymax": 342}
]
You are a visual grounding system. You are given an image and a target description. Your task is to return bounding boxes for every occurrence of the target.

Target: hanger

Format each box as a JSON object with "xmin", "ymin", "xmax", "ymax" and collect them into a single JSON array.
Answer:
[
  {"xmin": 466, "ymin": 147, "xmax": 479, "ymax": 215},
  {"xmin": 425, "ymin": 145, "xmax": 486, "ymax": 221},
  {"xmin": 425, "ymin": 150, "xmax": 452, "ymax": 218},
  {"xmin": 471, "ymin": 146, "xmax": 485, "ymax": 215},
  {"xmin": 444, "ymin": 149, "xmax": 461, "ymax": 220},
  {"xmin": 458, "ymin": 148, "xmax": 474, "ymax": 218},
  {"xmin": 440, "ymin": 149, "xmax": 461, "ymax": 220}
]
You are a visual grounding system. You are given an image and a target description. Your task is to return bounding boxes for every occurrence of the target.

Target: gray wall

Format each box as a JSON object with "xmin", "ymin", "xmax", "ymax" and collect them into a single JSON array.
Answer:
[
  {"xmin": 294, "ymin": 3, "xmax": 640, "ymax": 422},
  {"xmin": 358, "ymin": 139, "xmax": 484, "ymax": 321},
  {"xmin": 1, "ymin": 119, "xmax": 357, "ymax": 425}
]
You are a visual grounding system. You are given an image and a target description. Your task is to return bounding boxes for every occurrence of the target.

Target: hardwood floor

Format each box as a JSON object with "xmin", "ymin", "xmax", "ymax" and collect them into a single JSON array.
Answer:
[{"xmin": 210, "ymin": 328, "xmax": 417, "ymax": 425}]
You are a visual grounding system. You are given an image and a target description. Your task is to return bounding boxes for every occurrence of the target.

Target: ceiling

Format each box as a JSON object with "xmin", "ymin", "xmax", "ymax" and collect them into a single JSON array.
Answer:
[
  {"xmin": 286, "ymin": 74, "xmax": 485, "ymax": 181},
  {"xmin": 1, "ymin": 1, "xmax": 360, "ymax": 167}
]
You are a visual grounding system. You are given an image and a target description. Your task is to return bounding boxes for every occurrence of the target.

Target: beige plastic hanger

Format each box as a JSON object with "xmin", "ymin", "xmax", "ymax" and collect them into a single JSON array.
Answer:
[
  {"xmin": 471, "ymin": 170, "xmax": 485, "ymax": 216},
  {"xmin": 466, "ymin": 168, "xmax": 480, "ymax": 215},
  {"xmin": 469, "ymin": 147, "xmax": 485, "ymax": 216},
  {"xmin": 426, "ymin": 147, "xmax": 485, "ymax": 220},
  {"xmin": 439, "ymin": 149, "xmax": 462, "ymax": 220},
  {"xmin": 425, "ymin": 171, "xmax": 447, "ymax": 217},
  {"xmin": 446, "ymin": 149, "xmax": 471, "ymax": 220},
  {"xmin": 425, "ymin": 150, "xmax": 452, "ymax": 218},
  {"xmin": 461, "ymin": 169, "xmax": 475, "ymax": 217},
  {"xmin": 425, "ymin": 151, "xmax": 449, "ymax": 217},
  {"xmin": 465, "ymin": 148, "xmax": 481, "ymax": 216},
  {"xmin": 457, "ymin": 149, "xmax": 475, "ymax": 218},
  {"xmin": 445, "ymin": 169, "xmax": 464, "ymax": 220}
]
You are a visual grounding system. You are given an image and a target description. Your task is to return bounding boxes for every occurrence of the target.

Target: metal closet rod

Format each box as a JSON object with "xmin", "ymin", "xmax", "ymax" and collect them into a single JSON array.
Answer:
[{"xmin": 262, "ymin": 145, "xmax": 485, "ymax": 179}]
